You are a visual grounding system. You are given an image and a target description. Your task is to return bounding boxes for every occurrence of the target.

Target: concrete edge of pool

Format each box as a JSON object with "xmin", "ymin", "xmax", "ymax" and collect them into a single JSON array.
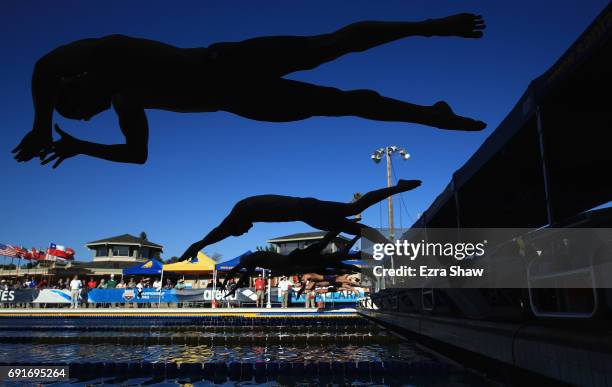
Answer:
[{"xmin": 0, "ymin": 307, "xmax": 357, "ymax": 318}]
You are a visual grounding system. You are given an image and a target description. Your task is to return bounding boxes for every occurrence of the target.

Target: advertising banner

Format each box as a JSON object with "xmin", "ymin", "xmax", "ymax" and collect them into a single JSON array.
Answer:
[
  {"xmin": 289, "ymin": 288, "xmax": 364, "ymax": 304},
  {"xmin": 0, "ymin": 287, "xmax": 363, "ymax": 304},
  {"xmin": 33, "ymin": 289, "xmax": 72, "ymax": 303},
  {"xmin": 0, "ymin": 289, "xmax": 40, "ymax": 303},
  {"xmin": 88, "ymin": 288, "xmax": 170, "ymax": 303},
  {"xmin": 86, "ymin": 287, "xmax": 270, "ymax": 303}
]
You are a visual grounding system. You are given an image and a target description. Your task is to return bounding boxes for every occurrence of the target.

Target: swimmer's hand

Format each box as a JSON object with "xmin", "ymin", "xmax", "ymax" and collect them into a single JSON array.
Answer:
[
  {"xmin": 12, "ymin": 126, "xmax": 52, "ymax": 163},
  {"xmin": 224, "ymin": 287, "xmax": 237, "ymax": 298},
  {"xmin": 40, "ymin": 124, "xmax": 80, "ymax": 169},
  {"xmin": 179, "ymin": 240, "xmax": 205, "ymax": 262}
]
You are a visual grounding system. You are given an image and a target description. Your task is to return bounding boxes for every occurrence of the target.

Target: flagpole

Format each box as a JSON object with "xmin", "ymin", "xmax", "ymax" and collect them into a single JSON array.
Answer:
[
  {"xmin": 16, "ymin": 256, "xmax": 21, "ymax": 278},
  {"xmin": 158, "ymin": 266, "xmax": 164, "ymax": 307}
]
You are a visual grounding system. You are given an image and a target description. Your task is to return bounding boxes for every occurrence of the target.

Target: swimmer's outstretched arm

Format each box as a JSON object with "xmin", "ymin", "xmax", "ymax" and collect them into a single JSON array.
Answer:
[
  {"xmin": 13, "ymin": 39, "xmax": 95, "ymax": 163},
  {"xmin": 180, "ymin": 212, "xmax": 242, "ymax": 262},
  {"xmin": 222, "ymin": 260, "xmax": 249, "ymax": 290},
  {"xmin": 225, "ymin": 272, "xmax": 250, "ymax": 298},
  {"xmin": 40, "ymin": 94, "xmax": 149, "ymax": 168},
  {"xmin": 180, "ymin": 224, "xmax": 233, "ymax": 262}
]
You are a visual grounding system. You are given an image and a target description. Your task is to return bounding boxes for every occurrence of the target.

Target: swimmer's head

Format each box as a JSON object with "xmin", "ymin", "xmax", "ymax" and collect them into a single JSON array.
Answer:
[
  {"xmin": 56, "ymin": 73, "xmax": 111, "ymax": 120},
  {"xmin": 230, "ymin": 221, "xmax": 253, "ymax": 236}
]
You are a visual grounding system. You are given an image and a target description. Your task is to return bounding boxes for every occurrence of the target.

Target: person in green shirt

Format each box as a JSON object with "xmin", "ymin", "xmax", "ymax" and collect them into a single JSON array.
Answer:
[{"xmin": 106, "ymin": 274, "xmax": 117, "ymax": 289}]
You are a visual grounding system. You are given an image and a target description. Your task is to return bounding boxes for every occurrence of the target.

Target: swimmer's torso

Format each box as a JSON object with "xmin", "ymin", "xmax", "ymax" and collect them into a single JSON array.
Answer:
[
  {"xmin": 231, "ymin": 195, "xmax": 308, "ymax": 222},
  {"xmin": 229, "ymin": 194, "xmax": 347, "ymax": 223},
  {"xmin": 55, "ymin": 35, "xmax": 232, "ymax": 114}
]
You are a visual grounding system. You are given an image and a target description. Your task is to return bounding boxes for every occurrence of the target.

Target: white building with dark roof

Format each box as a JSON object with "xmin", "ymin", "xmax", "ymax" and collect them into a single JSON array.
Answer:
[
  {"xmin": 86, "ymin": 234, "xmax": 163, "ymax": 263},
  {"xmin": 266, "ymin": 231, "xmax": 351, "ymax": 255}
]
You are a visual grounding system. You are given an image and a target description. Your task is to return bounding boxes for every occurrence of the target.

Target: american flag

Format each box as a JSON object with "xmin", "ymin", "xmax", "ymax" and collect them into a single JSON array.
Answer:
[{"xmin": 0, "ymin": 244, "xmax": 19, "ymax": 258}]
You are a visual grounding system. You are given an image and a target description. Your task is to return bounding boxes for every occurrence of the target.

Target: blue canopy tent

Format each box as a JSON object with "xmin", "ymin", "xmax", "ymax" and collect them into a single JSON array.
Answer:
[
  {"xmin": 342, "ymin": 259, "xmax": 366, "ymax": 267},
  {"xmin": 215, "ymin": 251, "xmax": 268, "ymax": 272},
  {"xmin": 342, "ymin": 250, "xmax": 365, "ymax": 266},
  {"xmin": 123, "ymin": 259, "xmax": 163, "ymax": 275}
]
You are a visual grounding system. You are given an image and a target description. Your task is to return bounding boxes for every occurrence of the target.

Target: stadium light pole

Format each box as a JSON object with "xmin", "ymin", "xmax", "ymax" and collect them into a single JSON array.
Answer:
[
  {"xmin": 371, "ymin": 146, "xmax": 410, "ymax": 241},
  {"xmin": 371, "ymin": 146, "xmax": 410, "ymax": 283}
]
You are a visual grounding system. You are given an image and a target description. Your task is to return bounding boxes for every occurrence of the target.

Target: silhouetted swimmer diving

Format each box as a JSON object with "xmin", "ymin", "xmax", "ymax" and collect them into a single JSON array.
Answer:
[
  {"xmin": 13, "ymin": 13, "xmax": 486, "ymax": 168},
  {"xmin": 220, "ymin": 250, "xmax": 360, "ymax": 298},
  {"xmin": 179, "ymin": 179, "xmax": 421, "ymax": 262},
  {"xmin": 219, "ymin": 231, "xmax": 361, "ymax": 296}
]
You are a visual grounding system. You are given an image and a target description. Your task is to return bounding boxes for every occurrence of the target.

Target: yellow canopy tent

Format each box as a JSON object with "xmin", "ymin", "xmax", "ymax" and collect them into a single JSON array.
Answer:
[
  {"xmin": 157, "ymin": 252, "xmax": 217, "ymax": 305},
  {"xmin": 163, "ymin": 252, "xmax": 216, "ymax": 274}
]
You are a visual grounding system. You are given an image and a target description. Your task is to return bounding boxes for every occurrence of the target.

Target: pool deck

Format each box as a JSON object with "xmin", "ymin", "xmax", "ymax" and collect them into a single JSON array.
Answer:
[{"xmin": 0, "ymin": 307, "xmax": 357, "ymax": 318}]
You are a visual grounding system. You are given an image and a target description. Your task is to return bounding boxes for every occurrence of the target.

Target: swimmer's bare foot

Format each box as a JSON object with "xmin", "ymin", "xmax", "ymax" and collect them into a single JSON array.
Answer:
[
  {"xmin": 429, "ymin": 101, "xmax": 487, "ymax": 131},
  {"xmin": 397, "ymin": 179, "xmax": 422, "ymax": 190},
  {"xmin": 426, "ymin": 13, "xmax": 486, "ymax": 38}
]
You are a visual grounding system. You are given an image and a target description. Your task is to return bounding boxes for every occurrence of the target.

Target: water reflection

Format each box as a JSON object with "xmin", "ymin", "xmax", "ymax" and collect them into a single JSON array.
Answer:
[{"xmin": 0, "ymin": 342, "xmax": 429, "ymax": 364}]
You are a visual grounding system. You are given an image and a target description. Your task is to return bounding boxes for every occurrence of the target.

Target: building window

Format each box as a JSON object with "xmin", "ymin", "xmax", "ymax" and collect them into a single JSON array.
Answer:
[
  {"xmin": 95, "ymin": 247, "xmax": 108, "ymax": 257},
  {"xmin": 112, "ymin": 245, "xmax": 130, "ymax": 257},
  {"xmin": 140, "ymin": 247, "xmax": 150, "ymax": 259}
]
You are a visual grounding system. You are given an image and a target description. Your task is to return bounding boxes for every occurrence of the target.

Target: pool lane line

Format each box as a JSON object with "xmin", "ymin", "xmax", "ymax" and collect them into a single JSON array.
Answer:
[
  {"xmin": 0, "ymin": 312, "xmax": 359, "ymax": 318},
  {"xmin": 0, "ymin": 313, "xmax": 259, "ymax": 318},
  {"xmin": 0, "ymin": 333, "xmax": 399, "ymax": 345},
  {"xmin": 0, "ymin": 324, "xmax": 379, "ymax": 332}
]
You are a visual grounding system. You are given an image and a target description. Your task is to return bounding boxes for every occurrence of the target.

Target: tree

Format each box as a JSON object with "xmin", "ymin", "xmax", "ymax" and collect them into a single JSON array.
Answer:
[
  {"xmin": 256, "ymin": 245, "xmax": 277, "ymax": 252},
  {"xmin": 139, "ymin": 231, "xmax": 148, "ymax": 241},
  {"xmin": 165, "ymin": 256, "xmax": 180, "ymax": 264}
]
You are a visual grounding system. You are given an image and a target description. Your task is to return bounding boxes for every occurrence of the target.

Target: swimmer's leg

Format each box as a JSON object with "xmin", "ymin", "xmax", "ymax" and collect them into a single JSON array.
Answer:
[
  {"xmin": 346, "ymin": 180, "xmax": 422, "ymax": 215},
  {"xmin": 218, "ymin": 14, "xmax": 485, "ymax": 76},
  {"xmin": 222, "ymin": 79, "xmax": 486, "ymax": 131},
  {"xmin": 333, "ymin": 219, "xmax": 392, "ymax": 246}
]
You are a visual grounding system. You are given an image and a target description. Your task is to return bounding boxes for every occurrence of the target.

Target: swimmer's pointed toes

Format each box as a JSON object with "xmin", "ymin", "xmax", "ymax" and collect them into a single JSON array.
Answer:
[
  {"xmin": 398, "ymin": 179, "xmax": 422, "ymax": 190},
  {"xmin": 472, "ymin": 120, "xmax": 487, "ymax": 131},
  {"xmin": 454, "ymin": 119, "xmax": 487, "ymax": 131}
]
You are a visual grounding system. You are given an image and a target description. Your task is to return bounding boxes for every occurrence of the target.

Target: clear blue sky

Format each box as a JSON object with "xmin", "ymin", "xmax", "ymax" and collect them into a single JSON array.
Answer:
[{"xmin": 1, "ymin": 0, "xmax": 608, "ymax": 262}]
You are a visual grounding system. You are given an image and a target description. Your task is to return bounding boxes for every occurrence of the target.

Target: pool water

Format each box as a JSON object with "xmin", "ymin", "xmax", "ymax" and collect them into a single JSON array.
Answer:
[{"xmin": 0, "ymin": 316, "xmax": 491, "ymax": 386}]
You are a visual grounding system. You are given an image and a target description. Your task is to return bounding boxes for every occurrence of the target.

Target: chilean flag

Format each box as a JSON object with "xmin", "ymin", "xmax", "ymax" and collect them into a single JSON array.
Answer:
[{"xmin": 47, "ymin": 243, "xmax": 75, "ymax": 260}]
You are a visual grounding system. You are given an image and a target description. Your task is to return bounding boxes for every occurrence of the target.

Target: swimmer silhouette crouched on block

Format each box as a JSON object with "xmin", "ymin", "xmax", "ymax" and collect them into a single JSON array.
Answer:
[{"xmin": 13, "ymin": 13, "xmax": 486, "ymax": 168}]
